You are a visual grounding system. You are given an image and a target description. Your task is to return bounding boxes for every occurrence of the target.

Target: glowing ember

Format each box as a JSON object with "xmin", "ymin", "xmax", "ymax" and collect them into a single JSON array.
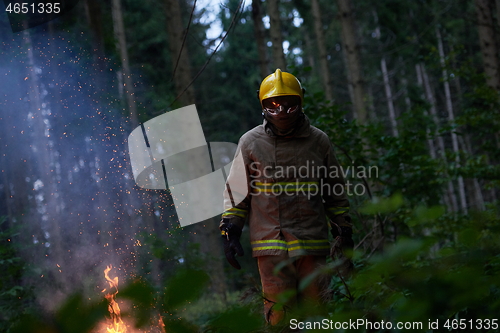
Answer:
[{"xmin": 103, "ymin": 265, "xmax": 127, "ymax": 333}]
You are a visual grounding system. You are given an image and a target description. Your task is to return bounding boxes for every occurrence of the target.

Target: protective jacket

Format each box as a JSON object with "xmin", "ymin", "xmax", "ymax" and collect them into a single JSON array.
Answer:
[{"xmin": 222, "ymin": 115, "xmax": 350, "ymax": 257}]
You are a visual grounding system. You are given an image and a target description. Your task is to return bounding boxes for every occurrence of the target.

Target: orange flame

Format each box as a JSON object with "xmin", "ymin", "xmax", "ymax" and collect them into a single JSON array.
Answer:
[{"xmin": 103, "ymin": 265, "xmax": 127, "ymax": 333}]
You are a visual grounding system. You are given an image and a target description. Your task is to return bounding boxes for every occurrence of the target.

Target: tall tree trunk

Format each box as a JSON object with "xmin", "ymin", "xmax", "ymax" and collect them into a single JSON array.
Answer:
[
  {"xmin": 416, "ymin": 64, "xmax": 437, "ymax": 159},
  {"xmin": 112, "ymin": 0, "xmax": 139, "ymax": 128},
  {"xmin": 311, "ymin": 0, "xmax": 333, "ymax": 101},
  {"xmin": 402, "ymin": 75, "xmax": 411, "ymax": 112},
  {"xmin": 252, "ymin": 0, "xmax": 269, "ymax": 78},
  {"xmin": 449, "ymin": 44, "xmax": 463, "ymax": 102},
  {"xmin": 421, "ymin": 65, "xmax": 446, "ymax": 157},
  {"xmin": 415, "ymin": 63, "xmax": 453, "ymax": 210},
  {"xmin": 380, "ymin": 56, "xmax": 398, "ymax": 136},
  {"xmin": 436, "ymin": 28, "xmax": 468, "ymax": 214},
  {"xmin": 474, "ymin": 0, "xmax": 500, "ymax": 91},
  {"xmin": 496, "ymin": 0, "xmax": 500, "ymax": 29},
  {"xmin": 415, "ymin": 64, "xmax": 437, "ymax": 159},
  {"xmin": 337, "ymin": 0, "xmax": 367, "ymax": 123},
  {"xmin": 304, "ymin": 32, "xmax": 316, "ymax": 71},
  {"xmin": 84, "ymin": 0, "xmax": 105, "ymax": 58},
  {"xmin": 373, "ymin": 10, "xmax": 397, "ymax": 136},
  {"xmin": 164, "ymin": 0, "xmax": 196, "ymax": 106},
  {"xmin": 366, "ymin": 84, "xmax": 376, "ymax": 122},
  {"xmin": 83, "ymin": 0, "xmax": 106, "ymax": 92},
  {"xmin": 421, "ymin": 63, "xmax": 459, "ymax": 212},
  {"xmin": 450, "ymin": 43, "xmax": 485, "ymax": 210},
  {"xmin": 268, "ymin": 0, "xmax": 287, "ymax": 70},
  {"xmin": 462, "ymin": 135, "xmax": 486, "ymax": 210}
]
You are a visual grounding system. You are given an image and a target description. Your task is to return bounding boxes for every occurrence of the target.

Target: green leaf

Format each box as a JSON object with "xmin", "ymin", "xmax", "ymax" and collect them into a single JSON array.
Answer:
[
  {"xmin": 55, "ymin": 292, "xmax": 108, "ymax": 333},
  {"xmin": 162, "ymin": 268, "xmax": 209, "ymax": 312},
  {"xmin": 457, "ymin": 227, "xmax": 480, "ymax": 248},
  {"xmin": 207, "ymin": 306, "xmax": 262, "ymax": 333},
  {"xmin": 163, "ymin": 317, "xmax": 199, "ymax": 333},
  {"xmin": 407, "ymin": 205, "xmax": 446, "ymax": 227},
  {"xmin": 360, "ymin": 193, "xmax": 403, "ymax": 214},
  {"xmin": 9, "ymin": 314, "xmax": 54, "ymax": 333},
  {"xmin": 1, "ymin": 285, "xmax": 23, "ymax": 296},
  {"xmin": 120, "ymin": 278, "xmax": 156, "ymax": 328}
]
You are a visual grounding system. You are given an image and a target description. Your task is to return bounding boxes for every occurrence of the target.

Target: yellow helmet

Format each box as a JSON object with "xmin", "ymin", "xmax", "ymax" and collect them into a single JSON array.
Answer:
[{"xmin": 258, "ymin": 69, "xmax": 304, "ymax": 106}]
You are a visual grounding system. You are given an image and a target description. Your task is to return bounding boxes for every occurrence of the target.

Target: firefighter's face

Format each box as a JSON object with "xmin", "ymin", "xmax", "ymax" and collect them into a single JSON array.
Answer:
[{"xmin": 262, "ymin": 95, "xmax": 302, "ymax": 131}]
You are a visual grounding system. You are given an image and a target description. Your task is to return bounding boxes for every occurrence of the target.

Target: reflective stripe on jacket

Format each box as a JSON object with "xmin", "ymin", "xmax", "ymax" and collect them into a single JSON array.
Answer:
[{"xmin": 222, "ymin": 115, "xmax": 350, "ymax": 257}]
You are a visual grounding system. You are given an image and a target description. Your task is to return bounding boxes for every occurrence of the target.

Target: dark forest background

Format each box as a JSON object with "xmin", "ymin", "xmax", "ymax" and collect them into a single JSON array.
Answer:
[{"xmin": 1, "ymin": 0, "xmax": 500, "ymax": 332}]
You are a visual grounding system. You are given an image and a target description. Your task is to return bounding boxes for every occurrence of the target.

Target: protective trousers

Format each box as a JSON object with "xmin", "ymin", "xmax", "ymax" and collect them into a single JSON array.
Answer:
[{"xmin": 257, "ymin": 253, "xmax": 328, "ymax": 325}]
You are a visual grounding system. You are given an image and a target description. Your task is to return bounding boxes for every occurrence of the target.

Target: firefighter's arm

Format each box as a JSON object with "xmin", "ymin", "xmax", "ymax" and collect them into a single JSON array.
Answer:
[
  {"xmin": 322, "ymin": 142, "xmax": 351, "ymax": 229},
  {"xmin": 221, "ymin": 142, "xmax": 252, "ymax": 230},
  {"xmin": 220, "ymin": 142, "xmax": 252, "ymax": 269}
]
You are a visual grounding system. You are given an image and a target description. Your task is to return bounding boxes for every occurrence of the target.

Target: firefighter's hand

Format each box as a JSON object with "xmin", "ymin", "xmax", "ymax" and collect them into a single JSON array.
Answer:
[
  {"xmin": 220, "ymin": 220, "xmax": 244, "ymax": 270},
  {"xmin": 330, "ymin": 223, "xmax": 354, "ymax": 278}
]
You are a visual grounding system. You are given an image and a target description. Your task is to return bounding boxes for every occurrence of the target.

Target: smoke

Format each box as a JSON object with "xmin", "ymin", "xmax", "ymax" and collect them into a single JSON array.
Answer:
[{"xmin": 0, "ymin": 20, "xmax": 175, "ymax": 313}]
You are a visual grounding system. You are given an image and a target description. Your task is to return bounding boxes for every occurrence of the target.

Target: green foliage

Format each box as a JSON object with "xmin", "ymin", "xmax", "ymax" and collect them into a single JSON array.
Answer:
[
  {"xmin": 10, "ymin": 292, "xmax": 108, "ymax": 333},
  {"xmin": 54, "ymin": 294, "xmax": 109, "ymax": 333},
  {"xmin": 205, "ymin": 305, "xmax": 263, "ymax": 333},
  {"xmin": 456, "ymin": 60, "xmax": 500, "ymax": 161},
  {"xmin": 360, "ymin": 193, "xmax": 404, "ymax": 215},
  {"xmin": 305, "ymin": 89, "xmax": 447, "ymax": 212},
  {"xmin": 330, "ymin": 200, "xmax": 500, "ymax": 330},
  {"xmin": 0, "ymin": 218, "xmax": 37, "ymax": 333},
  {"xmin": 162, "ymin": 268, "xmax": 209, "ymax": 311},
  {"xmin": 4, "ymin": 202, "xmax": 500, "ymax": 332},
  {"xmin": 299, "ymin": 53, "xmax": 500, "ymax": 329},
  {"xmin": 120, "ymin": 278, "xmax": 157, "ymax": 328}
]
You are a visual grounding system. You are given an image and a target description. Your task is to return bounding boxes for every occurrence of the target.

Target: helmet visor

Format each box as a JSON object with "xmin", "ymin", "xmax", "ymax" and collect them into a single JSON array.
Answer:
[{"xmin": 262, "ymin": 96, "xmax": 301, "ymax": 115}]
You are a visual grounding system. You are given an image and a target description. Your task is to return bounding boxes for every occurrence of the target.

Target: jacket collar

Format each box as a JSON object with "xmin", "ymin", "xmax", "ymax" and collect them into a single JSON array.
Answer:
[{"xmin": 263, "ymin": 114, "xmax": 311, "ymax": 138}]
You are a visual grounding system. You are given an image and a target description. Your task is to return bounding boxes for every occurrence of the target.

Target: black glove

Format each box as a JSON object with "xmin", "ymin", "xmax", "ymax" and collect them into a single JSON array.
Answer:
[
  {"xmin": 330, "ymin": 222, "xmax": 354, "ymax": 277},
  {"xmin": 220, "ymin": 220, "xmax": 244, "ymax": 270},
  {"xmin": 330, "ymin": 224, "xmax": 354, "ymax": 250}
]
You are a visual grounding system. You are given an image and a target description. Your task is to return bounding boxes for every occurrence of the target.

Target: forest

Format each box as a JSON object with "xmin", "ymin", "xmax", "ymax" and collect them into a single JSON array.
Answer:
[{"xmin": 0, "ymin": 0, "xmax": 500, "ymax": 332}]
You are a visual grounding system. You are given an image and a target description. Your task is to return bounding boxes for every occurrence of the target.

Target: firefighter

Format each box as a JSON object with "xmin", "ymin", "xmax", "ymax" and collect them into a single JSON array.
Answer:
[{"xmin": 220, "ymin": 69, "xmax": 353, "ymax": 325}]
